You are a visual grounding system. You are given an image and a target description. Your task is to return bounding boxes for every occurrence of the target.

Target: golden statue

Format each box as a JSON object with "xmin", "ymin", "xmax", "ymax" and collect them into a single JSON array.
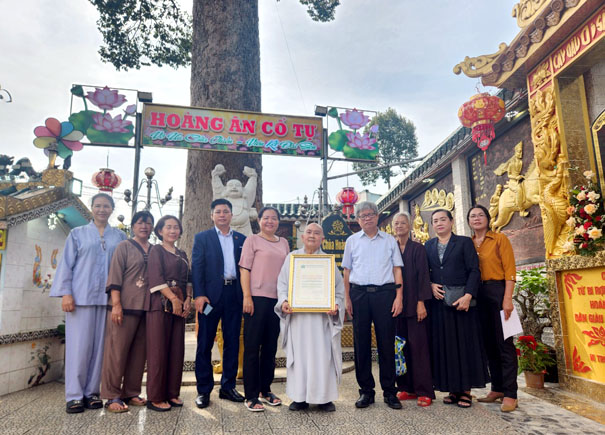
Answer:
[
  {"xmin": 490, "ymin": 141, "xmax": 540, "ymax": 231},
  {"xmin": 412, "ymin": 205, "xmax": 430, "ymax": 244},
  {"xmin": 488, "ymin": 184, "xmax": 502, "ymax": 225},
  {"xmin": 529, "ymin": 87, "xmax": 570, "ymax": 257}
]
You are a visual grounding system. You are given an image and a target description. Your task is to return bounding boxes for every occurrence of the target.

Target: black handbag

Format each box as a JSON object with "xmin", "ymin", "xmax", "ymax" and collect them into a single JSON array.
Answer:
[{"xmin": 443, "ymin": 285, "xmax": 476, "ymax": 307}]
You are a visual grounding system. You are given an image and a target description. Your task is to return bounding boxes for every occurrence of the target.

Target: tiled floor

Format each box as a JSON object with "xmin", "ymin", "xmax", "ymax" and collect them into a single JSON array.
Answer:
[{"xmin": 1, "ymin": 364, "xmax": 604, "ymax": 434}]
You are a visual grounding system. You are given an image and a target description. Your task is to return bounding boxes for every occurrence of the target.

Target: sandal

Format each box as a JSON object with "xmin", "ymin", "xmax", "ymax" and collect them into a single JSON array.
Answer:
[
  {"xmin": 259, "ymin": 392, "xmax": 282, "ymax": 406},
  {"xmin": 443, "ymin": 393, "xmax": 459, "ymax": 405},
  {"xmin": 125, "ymin": 396, "xmax": 146, "ymax": 406},
  {"xmin": 245, "ymin": 398, "xmax": 265, "ymax": 412},
  {"xmin": 457, "ymin": 393, "xmax": 472, "ymax": 409},
  {"xmin": 84, "ymin": 395, "xmax": 103, "ymax": 409},
  {"xmin": 396, "ymin": 391, "xmax": 417, "ymax": 401},
  {"xmin": 168, "ymin": 398, "xmax": 183, "ymax": 407},
  {"xmin": 146, "ymin": 401, "xmax": 172, "ymax": 412},
  {"xmin": 417, "ymin": 396, "xmax": 432, "ymax": 407},
  {"xmin": 66, "ymin": 399, "xmax": 84, "ymax": 414},
  {"xmin": 105, "ymin": 398, "xmax": 129, "ymax": 413}
]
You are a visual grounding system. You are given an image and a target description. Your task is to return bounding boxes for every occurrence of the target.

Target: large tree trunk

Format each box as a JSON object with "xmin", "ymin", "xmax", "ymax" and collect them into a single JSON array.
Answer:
[{"xmin": 182, "ymin": 0, "xmax": 263, "ymax": 255}]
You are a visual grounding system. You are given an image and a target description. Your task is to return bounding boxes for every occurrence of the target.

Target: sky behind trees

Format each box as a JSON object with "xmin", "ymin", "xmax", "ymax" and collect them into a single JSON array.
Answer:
[{"xmin": 0, "ymin": 0, "xmax": 520, "ymax": 221}]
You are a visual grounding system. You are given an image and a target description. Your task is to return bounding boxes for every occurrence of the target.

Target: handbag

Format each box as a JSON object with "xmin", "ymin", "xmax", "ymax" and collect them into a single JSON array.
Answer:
[
  {"xmin": 394, "ymin": 336, "xmax": 407, "ymax": 376},
  {"xmin": 160, "ymin": 283, "xmax": 185, "ymax": 314},
  {"xmin": 443, "ymin": 285, "xmax": 476, "ymax": 307}
]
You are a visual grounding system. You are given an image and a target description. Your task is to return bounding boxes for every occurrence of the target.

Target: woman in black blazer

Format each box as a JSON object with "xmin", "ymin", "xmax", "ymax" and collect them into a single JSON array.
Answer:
[{"xmin": 424, "ymin": 209, "xmax": 489, "ymax": 409}]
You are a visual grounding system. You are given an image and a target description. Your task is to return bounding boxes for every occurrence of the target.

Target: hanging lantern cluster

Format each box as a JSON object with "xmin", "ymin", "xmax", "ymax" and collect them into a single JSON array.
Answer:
[
  {"xmin": 457, "ymin": 93, "xmax": 505, "ymax": 164},
  {"xmin": 92, "ymin": 168, "xmax": 121, "ymax": 193},
  {"xmin": 336, "ymin": 187, "xmax": 359, "ymax": 218}
]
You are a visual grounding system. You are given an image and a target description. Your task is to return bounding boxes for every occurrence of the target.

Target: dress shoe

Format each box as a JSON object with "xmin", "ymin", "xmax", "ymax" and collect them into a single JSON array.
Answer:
[
  {"xmin": 355, "ymin": 393, "xmax": 375, "ymax": 408},
  {"xmin": 478, "ymin": 392, "xmax": 504, "ymax": 403},
  {"xmin": 195, "ymin": 393, "xmax": 210, "ymax": 409},
  {"xmin": 318, "ymin": 402, "xmax": 336, "ymax": 412},
  {"xmin": 500, "ymin": 398, "xmax": 518, "ymax": 412},
  {"xmin": 219, "ymin": 388, "xmax": 245, "ymax": 403},
  {"xmin": 288, "ymin": 401, "xmax": 309, "ymax": 411},
  {"xmin": 384, "ymin": 394, "xmax": 402, "ymax": 409}
]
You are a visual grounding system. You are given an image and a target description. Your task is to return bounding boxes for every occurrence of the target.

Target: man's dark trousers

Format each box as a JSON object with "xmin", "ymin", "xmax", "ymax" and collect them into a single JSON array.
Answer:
[
  {"xmin": 351, "ymin": 285, "xmax": 397, "ymax": 397},
  {"xmin": 195, "ymin": 282, "xmax": 241, "ymax": 395}
]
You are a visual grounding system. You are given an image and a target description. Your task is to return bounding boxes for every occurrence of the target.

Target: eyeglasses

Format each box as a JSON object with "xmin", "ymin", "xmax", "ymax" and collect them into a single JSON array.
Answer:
[
  {"xmin": 358, "ymin": 213, "xmax": 377, "ymax": 220},
  {"xmin": 100, "ymin": 235, "xmax": 106, "ymax": 251}
]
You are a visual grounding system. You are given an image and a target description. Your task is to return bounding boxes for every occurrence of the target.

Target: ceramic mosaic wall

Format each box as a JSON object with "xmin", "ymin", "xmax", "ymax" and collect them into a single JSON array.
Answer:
[{"xmin": 0, "ymin": 217, "xmax": 68, "ymax": 395}]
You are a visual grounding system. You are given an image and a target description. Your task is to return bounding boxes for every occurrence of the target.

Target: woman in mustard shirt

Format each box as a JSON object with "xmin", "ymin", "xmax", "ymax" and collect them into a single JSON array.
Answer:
[{"xmin": 467, "ymin": 204, "xmax": 518, "ymax": 412}]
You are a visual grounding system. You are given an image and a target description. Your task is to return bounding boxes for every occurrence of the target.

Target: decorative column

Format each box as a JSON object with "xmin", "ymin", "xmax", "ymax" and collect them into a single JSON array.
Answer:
[{"xmin": 451, "ymin": 155, "xmax": 472, "ymax": 236}]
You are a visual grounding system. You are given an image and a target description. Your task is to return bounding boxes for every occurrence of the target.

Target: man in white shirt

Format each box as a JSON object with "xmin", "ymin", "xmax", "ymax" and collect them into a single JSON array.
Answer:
[{"xmin": 342, "ymin": 201, "xmax": 404, "ymax": 409}]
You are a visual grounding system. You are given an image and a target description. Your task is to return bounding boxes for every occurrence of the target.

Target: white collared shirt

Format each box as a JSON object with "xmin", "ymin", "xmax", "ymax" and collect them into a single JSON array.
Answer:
[
  {"xmin": 342, "ymin": 230, "xmax": 403, "ymax": 285},
  {"xmin": 215, "ymin": 226, "xmax": 236, "ymax": 279}
]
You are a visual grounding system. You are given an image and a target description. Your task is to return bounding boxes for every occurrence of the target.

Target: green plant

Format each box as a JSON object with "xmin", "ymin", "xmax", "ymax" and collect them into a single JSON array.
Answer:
[
  {"xmin": 57, "ymin": 322, "xmax": 65, "ymax": 344},
  {"xmin": 516, "ymin": 335, "xmax": 555, "ymax": 374},
  {"xmin": 513, "ymin": 267, "xmax": 551, "ymax": 342}
]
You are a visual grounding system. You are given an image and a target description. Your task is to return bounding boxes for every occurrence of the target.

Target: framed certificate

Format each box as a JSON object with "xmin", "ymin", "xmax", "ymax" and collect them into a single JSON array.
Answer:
[{"xmin": 288, "ymin": 254, "xmax": 335, "ymax": 312}]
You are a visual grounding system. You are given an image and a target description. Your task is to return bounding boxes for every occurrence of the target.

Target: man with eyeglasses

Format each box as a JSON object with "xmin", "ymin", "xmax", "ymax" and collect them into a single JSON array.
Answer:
[{"xmin": 342, "ymin": 201, "xmax": 404, "ymax": 409}]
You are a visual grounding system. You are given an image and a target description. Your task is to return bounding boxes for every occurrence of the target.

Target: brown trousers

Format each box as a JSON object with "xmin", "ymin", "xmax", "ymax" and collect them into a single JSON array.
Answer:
[
  {"xmin": 145, "ymin": 310, "xmax": 185, "ymax": 403},
  {"xmin": 100, "ymin": 312, "xmax": 146, "ymax": 400}
]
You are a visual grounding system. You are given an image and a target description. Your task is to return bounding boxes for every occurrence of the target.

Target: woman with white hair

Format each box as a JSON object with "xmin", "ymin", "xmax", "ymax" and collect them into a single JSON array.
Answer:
[{"xmin": 392, "ymin": 212, "xmax": 435, "ymax": 407}]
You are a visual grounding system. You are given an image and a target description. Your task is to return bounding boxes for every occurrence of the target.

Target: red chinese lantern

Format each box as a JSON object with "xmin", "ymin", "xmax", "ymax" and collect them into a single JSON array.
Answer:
[
  {"xmin": 92, "ymin": 168, "xmax": 121, "ymax": 193},
  {"xmin": 458, "ymin": 93, "xmax": 506, "ymax": 164},
  {"xmin": 336, "ymin": 187, "xmax": 359, "ymax": 218}
]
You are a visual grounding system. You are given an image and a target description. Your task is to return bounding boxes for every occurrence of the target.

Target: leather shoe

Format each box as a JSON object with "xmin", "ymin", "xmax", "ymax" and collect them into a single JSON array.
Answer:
[
  {"xmin": 318, "ymin": 402, "xmax": 336, "ymax": 412},
  {"xmin": 500, "ymin": 398, "xmax": 518, "ymax": 412},
  {"xmin": 355, "ymin": 393, "xmax": 375, "ymax": 408},
  {"xmin": 384, "ymin": 394, "xmax": 402, "ymax": 409},
  {"xmin": 195, "ymin": 393, "xmax": 210, "ymax": 408},
  {"xmin": 288, "ymin": 401, "xmax": 309, "ymax": 411},
  {"xmin": 219, "ymin": 388, "xmax": 245, "ymax": 402}
]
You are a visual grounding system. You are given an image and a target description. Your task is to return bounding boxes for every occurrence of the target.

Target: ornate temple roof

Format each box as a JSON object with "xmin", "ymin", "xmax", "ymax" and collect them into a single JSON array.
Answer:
[
  {"xmin": 453, "ymin": 0, "xmax": 596, "ymax": 88},
  {"xmin": 0, "ymin": 168, "xmax": 91, "ymax": 228}
]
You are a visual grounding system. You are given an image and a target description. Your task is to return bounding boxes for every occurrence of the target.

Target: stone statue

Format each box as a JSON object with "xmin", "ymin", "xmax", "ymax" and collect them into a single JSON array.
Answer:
[{"xmin": 211, "ymin": 164, "xmax": 258, "ymax": 236}]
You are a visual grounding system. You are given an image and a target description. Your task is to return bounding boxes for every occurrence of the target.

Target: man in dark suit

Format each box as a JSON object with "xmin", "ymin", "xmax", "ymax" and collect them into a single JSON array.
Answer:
[{"xmin": 193, "ymin": 198, "xmax": 246, "ymax": 408}]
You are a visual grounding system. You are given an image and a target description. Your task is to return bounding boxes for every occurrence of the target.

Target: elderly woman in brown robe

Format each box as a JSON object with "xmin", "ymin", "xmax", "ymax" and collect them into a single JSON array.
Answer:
[
  {"xmin": 145, "ymin": 215, "xmax": 192, "ymax": 412},
  {"xmin": 101, "ymin": 211, "xmax": 154, "ymax": 412},
  {"xmin": 392, "ymin": 212, "xmax": 435, "ymax": 407}
]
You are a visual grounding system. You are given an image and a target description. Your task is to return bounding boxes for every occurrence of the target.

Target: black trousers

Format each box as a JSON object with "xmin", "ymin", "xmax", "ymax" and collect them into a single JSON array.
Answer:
[
  {"xmin": 395, "ymin": 316, "xmax": 435, "ymax": 398},
  {"xmin": 195, "ymin": 283, "xmax": 242, "ymax": 394},
  {"xmin": 243, "ymin": 296, "xmax": 280, "ymax": 400},
  {"xmin": 351, "ymin": 286, "xmax": 397, "ymax": 397},
  {"xmin": 477, "ymin": 280, "xmax": 518, "ymax": 399}
]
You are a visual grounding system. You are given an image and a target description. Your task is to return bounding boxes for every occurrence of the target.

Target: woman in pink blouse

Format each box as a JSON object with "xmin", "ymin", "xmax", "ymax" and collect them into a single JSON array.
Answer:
[{"xmin": 239, "ymin": 207, "xmax": 290, "ymax": 411}]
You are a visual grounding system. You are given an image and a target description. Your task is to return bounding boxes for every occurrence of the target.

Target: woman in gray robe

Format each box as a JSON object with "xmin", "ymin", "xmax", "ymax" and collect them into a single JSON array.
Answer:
[{"xmin": 275, "ymin": 223, "xmax": 345, "ymax": 412}]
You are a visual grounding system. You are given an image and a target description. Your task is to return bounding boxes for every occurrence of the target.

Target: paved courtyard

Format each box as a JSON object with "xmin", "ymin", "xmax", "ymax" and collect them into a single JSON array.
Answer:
[{"xmin": 1, "ymin": 364, "xmax": 604, "ymax": 435}]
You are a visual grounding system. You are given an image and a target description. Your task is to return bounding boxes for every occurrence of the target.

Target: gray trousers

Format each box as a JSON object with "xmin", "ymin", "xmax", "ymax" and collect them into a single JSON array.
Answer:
[{"xmin": 64, "ymin": 305, "xmax": 106, "ymax": 401}]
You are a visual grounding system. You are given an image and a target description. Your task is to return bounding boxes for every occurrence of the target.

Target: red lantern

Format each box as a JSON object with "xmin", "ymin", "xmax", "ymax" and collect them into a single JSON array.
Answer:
[
  {"xmin": 92, "ymin": 168, "xmax": 121, "ymax": 193},
  {"xmin": 336, "ymin": 187, "xmax": 359, "ymax": 218},
  {"xmin": 458, "ymin": 93, "xmax": 505, "ymax": 164}
]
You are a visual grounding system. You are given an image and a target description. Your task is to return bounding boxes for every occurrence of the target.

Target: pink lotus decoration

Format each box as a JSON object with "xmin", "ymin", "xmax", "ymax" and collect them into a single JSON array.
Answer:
[
  {"xmin": 86, "ymin": 86, "xmax": 127, "ymax": 110},
  {"xmin": 33, "ymin": 117, "xmax": 84, "ymax": 159},
  {"xmin": 346, "ymin": 132, "xmax": 377, "ymax": 150},
  {"xmin": 340, "ymin": 109, "xmax": 370, "ymax": 129},
  {"xmin": 92, "ymin": 113, "xmax": 132, "ymax": 133}
]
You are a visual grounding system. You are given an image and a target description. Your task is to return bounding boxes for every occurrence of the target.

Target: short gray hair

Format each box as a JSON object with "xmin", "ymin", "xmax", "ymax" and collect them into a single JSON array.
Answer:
[
  {"xmin": 393, "ymin": 211, "xmax": 411, "ymax": 224},
  {"xmin": 355, "ymin": 201, "xmax": 378, "ymax": 216}
]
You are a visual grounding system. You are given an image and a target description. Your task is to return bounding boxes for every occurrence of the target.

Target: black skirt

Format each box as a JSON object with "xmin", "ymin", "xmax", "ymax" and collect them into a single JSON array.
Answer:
[{"xmin": 428, "ymin": 299, "xmax": 490, "ymax": 392}]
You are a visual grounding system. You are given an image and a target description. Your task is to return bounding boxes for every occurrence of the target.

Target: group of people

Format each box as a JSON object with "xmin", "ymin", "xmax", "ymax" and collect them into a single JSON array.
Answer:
[
  {"xmin": 352, "ymin": 201, "xmax": 518, "ymax": 412},
  {"xmin": 50, "ymin": 193, "xmax": 518, "ymax": 415}
]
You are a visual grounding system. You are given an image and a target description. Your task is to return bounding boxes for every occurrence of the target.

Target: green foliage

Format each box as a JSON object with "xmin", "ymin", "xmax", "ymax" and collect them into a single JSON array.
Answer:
[
  {"xmin": 353, "ymin": 108, "xmax": 418, "ymax": 188},
  {"xmin": 513, "ymin": 267, "xmax": 552, "ymax": 341},
  {"xmin": 516, "ymin": 335, "xmax": 556, "ymax": 374},
  {"xmin": 90, "ymin": 0, "xmax": 339, "ymax": 70},
  {"xmin": 89, "ymin": 0, "xmax": 193, "ymax": 70}
]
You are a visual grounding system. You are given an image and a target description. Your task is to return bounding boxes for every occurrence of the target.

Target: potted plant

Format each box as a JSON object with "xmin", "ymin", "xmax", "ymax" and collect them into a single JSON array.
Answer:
[{"xmin": 516, "ymin": 335, "xmax": 555, "ymax": 389}]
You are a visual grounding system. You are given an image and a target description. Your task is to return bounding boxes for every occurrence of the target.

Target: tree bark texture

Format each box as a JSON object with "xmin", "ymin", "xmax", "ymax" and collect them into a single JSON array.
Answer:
[{"xmin": 182, "ymin": 0, "xmax": 262, "ymax": 255}]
